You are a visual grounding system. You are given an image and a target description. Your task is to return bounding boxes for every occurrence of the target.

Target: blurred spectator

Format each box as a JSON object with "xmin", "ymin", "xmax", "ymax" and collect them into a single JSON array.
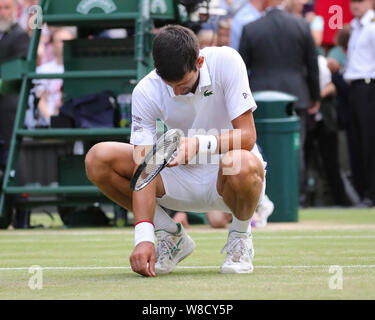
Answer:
[
  {"xmin": 30, "ymin": 27, "xmax": 75, "ymax": 127},
  {"xmin": 36, "ymin": 26, "xmax": 55, "ymax": 66},
  {"xmin": 343, "ymin": 0, "xmax": 375, "ymax": 207},
  {"xmin": 0, "ymin": 0, "xmax": 30, "ymax": 167},
  {"xmin": 285, "ymin": 0, "xmax": 325, "ymax": 48},
  {"xmin": 327, "ymin": 25, "xmax": 362, "ymax": 205},
  {"xmin": 304, "ymin": 52, "xmax": 352, "ymax": 206},
  {"xmin": 285, "ymin": 1, "xmax": 353, "ymax": 206},
  {"xmin": 229, "ymin": 0, "xmax": 262, "ymax": 51},
  {"xmin": 197, "ymin": 28, "xmax": 216, "ymax": 48},
  {"xmin": 239, "ymin": 0, "xmax": 320, "ymax": 206},
  {"xmin": 305, "ymin": 8, "xmax": 324, "ymax": 48},
  {"xmin": 285, "ymin": 0, "xmax": 307, "ymax": 16},
  {"xmin": 17, "ymin": 0, "xmax": 38, "ymax": 35},
  {"xmin": 206, "ymin": 211, "xmax": 232, "ymax": 228},
  {"xmin": 197, "ymin": 4, "xmax": 227, "ymax": 32},
  {"xmin": 216, "ymin": 18, "xmax": 231, "ymax": 46},
  {"xmin": 327, "ymin": 27, "xmax": 351, "ymax": 130},
  {"xmin": 219, "ymin": 0, "xmax": 249, "ymax": 16},
  {"xmin": 197, "ymin": 19, "xmax": 231, "ymax": 49},
  {"xmin": 327, "ymin": 25, "xmax": 351, "ymax": 75},
  {"xmin": 219, "ymin": 0, "xmax": 235, "ymax": 13},
  {"xmin": 16, "ymin": 0, "xmax": 55, "ymax": 66}
]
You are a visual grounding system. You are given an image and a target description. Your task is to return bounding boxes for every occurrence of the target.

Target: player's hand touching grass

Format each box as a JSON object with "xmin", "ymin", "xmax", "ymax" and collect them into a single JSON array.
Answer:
[
  {"xmin": 129, "ymin": 241, "xmax": 156, "ymax": 277},
  {"xmin": 167, "ymin": 136, "xmax": 198, "ymax": 167}
]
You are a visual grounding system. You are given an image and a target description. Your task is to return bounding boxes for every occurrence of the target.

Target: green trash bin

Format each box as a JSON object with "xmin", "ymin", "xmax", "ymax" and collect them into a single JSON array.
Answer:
[{"xmin": 253, "ymin": 91, "xmax": 300, "ymax": 222}]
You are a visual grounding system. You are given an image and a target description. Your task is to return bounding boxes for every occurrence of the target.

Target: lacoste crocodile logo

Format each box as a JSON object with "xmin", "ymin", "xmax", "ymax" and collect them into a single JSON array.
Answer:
[{"xmin": 204, "ymin": 90, "xmax": 213, "ymax": 97}]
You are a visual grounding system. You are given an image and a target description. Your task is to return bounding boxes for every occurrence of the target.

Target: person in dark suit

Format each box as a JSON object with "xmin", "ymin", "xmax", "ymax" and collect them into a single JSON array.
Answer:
[
  {"xmin": 238, "ymin": 0, "xmax": 320, "ymax": 205},
  {"xmin": 0, "ymin": 0, "xmax": 30, "ymax": 172}
]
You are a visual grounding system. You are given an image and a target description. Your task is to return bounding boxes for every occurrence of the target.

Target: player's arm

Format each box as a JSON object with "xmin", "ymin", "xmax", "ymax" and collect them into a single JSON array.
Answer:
[
  {"xmin": 130, "ymin": 144, "xmax": 157, "ymax": 277},
  {"xmin": 217, "ymin": 110, "xmax": 256, "ymax": 153},
  {"xmin": 169, "ymin": 110, "xmax": 255, "ymax": 167},
  {"xmin": 132, "ymin": 144, "xmax": 156, "ymax": 222},
  {"xmin": 186, "ymin": 110, "xmax": 255, "ymax": 158},
  {"xmin": 129, "ymin": 84, "xmax": 161, "ymax": 277}
]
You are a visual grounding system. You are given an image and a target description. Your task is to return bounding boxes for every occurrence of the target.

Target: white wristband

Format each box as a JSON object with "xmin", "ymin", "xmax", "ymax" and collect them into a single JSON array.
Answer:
[
  {"xmin": 134, "ymin": 222, "xmax": 155, "ymax": 247},
  {"xmin": 195, "ymin": 135, "xmax": 218, "ymax": 155}
]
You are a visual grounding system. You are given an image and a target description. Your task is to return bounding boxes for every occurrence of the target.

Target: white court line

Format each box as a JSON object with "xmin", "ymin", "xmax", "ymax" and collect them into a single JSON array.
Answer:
[
  {"xmin": 1, "ymin": 235, "xmax": 375, "ymax": 243},
  {"xmin": 1, "ymin": 265, "xmax": 375, "ymax": 271},
  {"xmin": 194, "ymin": 235, "xmax": 375, "ymax": 240},
  {"xmin": 0, "ymin": 239, "xmax": 124, "ymax": 243},
  {"xmin": 255, "ymin": 235, "xmax": 375, "ymax": 240}
]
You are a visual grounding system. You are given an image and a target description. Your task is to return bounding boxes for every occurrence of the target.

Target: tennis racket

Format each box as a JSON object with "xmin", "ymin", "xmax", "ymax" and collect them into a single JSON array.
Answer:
[{"xmin": 130, "ymin": 129, "xmax": 183, "ymax": 192}]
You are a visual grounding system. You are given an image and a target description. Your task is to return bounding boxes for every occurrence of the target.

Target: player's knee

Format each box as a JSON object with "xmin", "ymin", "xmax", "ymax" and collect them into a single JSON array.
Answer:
[
  {"xmin": 223, "ymin": 151, "xmax": 263, "ymax": 194},
  {"xmin": 241, "ymin": 152, "xmax": 264, "ymax": 191},
  {"xmin": 220, "ymin": 150, "xmax": 240, "ymax": 176},
  {"xmin": 85, "ymin": 142, "xmax": 111, "ymax": 183},
  {"xmin": 243, "ymin": 152, "xmax": 264, "ymax": 181}
]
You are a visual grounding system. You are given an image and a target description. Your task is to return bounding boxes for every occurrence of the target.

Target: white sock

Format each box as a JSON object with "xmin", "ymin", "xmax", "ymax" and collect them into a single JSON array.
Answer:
[
  {"xmin": 229, "ymin": 215, "xmax": 252, "ymax": 233},
  {"xmin": 153, "ymin": 204, "xmax": 178, "ymax": 233}
]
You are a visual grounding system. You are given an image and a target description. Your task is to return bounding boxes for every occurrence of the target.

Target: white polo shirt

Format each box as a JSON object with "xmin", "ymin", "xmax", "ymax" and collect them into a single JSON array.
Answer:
[
  {"xmin": 130, "ymin": 46, "xmax": 257, "ymax": 153},
  {"xmin": 344, "ymin": 9, "xmax": 375, "ymax": 81}
]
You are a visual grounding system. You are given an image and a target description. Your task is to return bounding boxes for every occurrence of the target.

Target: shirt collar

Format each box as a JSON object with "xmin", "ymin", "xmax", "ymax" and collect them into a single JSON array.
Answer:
[
  {"xmin": 197, "ymin": 56, "xmax": 211, "ymax": 92},
  {"xmin": 166, "ymin": 53, "xmax": 212, "ymax": 98},
  {"xmin": 265, "ymin": 4, "xmax": 286, "ymax": 15},
  {"xmin": 352, "ymin": 9, "xmax": 375, "ymax": 28}
]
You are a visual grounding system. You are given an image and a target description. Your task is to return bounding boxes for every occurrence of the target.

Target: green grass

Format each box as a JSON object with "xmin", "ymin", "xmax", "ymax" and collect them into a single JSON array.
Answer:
[
  {"xmin": 0, "ymin": 208, "xmax": 374, "ymax": 300},
  {"xmin": 300, "ymin": 208, "xmax": 375, "ymax": 224}
]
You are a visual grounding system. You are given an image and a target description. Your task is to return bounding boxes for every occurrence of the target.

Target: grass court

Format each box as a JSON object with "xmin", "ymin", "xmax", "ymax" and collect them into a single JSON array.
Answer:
[{"xmin": 0, "ymin": 208, "xmax": 374, "ymax": 300}]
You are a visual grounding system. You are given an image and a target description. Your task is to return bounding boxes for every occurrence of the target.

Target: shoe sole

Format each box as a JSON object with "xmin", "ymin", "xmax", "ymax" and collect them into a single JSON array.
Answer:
[{"xmin": 220, "ymin": 265, "xmax": 254, "ymax": 274}]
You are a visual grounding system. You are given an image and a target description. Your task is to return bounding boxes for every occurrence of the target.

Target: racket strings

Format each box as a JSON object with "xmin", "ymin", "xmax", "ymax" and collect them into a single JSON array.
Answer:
[{"xmin": 135, "ymin": 138, "xmax": 178, "ymax": 188}]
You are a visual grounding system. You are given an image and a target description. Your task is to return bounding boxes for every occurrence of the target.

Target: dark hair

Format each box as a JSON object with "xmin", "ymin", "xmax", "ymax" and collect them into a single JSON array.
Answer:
[{"xmin": 152, "ymin": 25, "xmax": 200, "ymax": 82}]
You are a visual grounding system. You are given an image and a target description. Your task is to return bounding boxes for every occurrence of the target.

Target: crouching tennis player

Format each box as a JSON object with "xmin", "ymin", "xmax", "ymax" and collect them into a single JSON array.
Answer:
[{"xmin": 85, "ymin": 25, "xmax": 267, "ymax": 277}]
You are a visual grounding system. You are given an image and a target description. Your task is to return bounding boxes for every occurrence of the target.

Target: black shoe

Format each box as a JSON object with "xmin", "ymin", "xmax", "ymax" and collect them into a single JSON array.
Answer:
[{"xmin": 355, "ymin": 198, "xmax": 374, "ymax": 208}]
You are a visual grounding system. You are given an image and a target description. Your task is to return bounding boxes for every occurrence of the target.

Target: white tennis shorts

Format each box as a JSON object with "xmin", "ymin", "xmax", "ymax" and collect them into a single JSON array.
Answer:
[{"xmin": 156, "ymin": 151, "xmax": 267, "ymax": 213}]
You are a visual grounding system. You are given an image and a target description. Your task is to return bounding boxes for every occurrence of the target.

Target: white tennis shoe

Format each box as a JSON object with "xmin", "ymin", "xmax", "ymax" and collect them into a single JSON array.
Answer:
[
  {"xmin": 155, "ymin": 223, "xmax": 196, "ymax": 274},
  {"xmin": 220, "ymin": 230, "xmax": 254, "ymax": 274}
]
